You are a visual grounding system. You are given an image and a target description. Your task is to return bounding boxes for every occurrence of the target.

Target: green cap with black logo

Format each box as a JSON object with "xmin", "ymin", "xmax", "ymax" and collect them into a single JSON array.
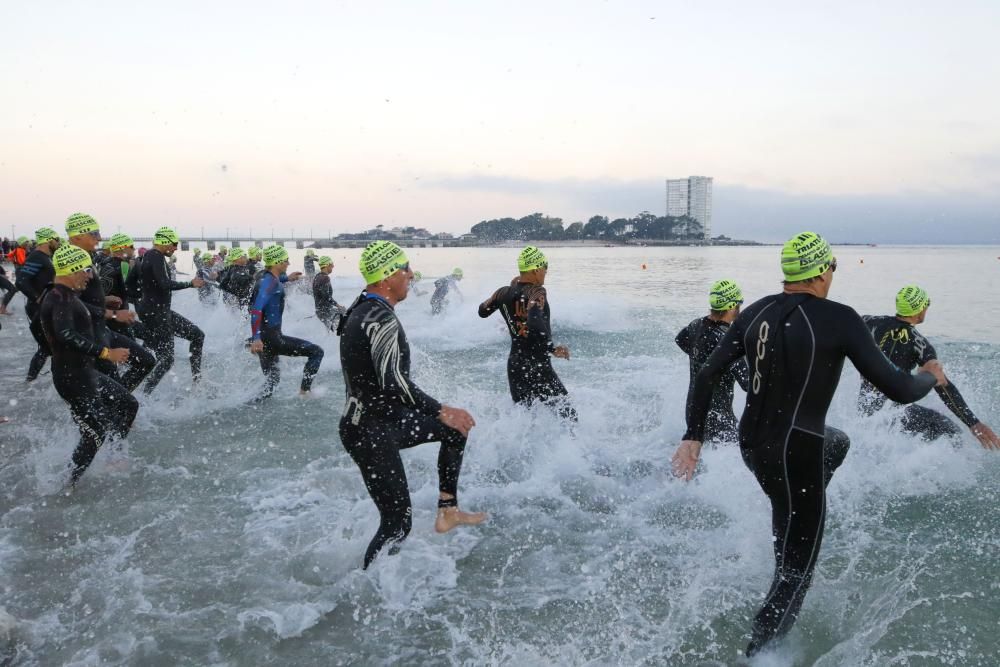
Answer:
[
  {"xmin": 359, "ymin": 241, "xmax": 408, "ymax": 284},
  {"xmin": 781, "ymin": 231, "xmax": 834, "ymax": 282},
  {"xmin": 896, "ymin": 285, "xmax": 930, "ymax": 317},
  {"xmin": 709, "ymin": 279, "xmax": 743, "ymax": 311}
]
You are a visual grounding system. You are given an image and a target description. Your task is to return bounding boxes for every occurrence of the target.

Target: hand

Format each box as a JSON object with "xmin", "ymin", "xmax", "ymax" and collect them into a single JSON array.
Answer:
[
  {"xmin": 115, "ymin": 310, "xmax": 136, "ymax": 324},
  {"xmin": 288, "ymin": 271, "xmax": 303, "ymax": 281},
  {"xmin": 249, "ymin": 340, "xmax": 264, "ymax": 354},
  {"xmin": 552, "ymin": 345, "xmax": 570, "ymax": 360},
  {"xmin": 191, "ymin": 277, "xmax": 206, "ymax": 288},
  {"xmin": 105, "ymin": 296, "xmax": 123, "ymax": 309},
  {"xmin": 439, "ymin": 405, "xmax": 476, "ymax": 438},
  {"xmin": 971, "ymin": 422, "xmax": 1000, "ymax": 450},
  {"xmin": 106, "ymin": 348, "xmax": 130, "ymax": 364},
  {"xmin": 671, "ymin": 440, "xmax": 703, "ymax": 481},
  {"xmin": 919, "ymin": 359, "xmax": 947, "ymax": 387}
]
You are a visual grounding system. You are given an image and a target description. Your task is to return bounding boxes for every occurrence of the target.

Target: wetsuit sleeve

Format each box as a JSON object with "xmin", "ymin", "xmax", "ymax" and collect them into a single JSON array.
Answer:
[
  {"xmin": 478, "ymin": 287, "xmax": 504, "ymax": 318},
  {"xmin": 843, "ymin": 309, "xmax": 936, "ymax": 404},
  {"xmin": 368, "ymin": 309, "xmax": 442, "ymax": 416},
  {"xmin": 525, "ymin": 285, "xmax": 553, "ymax": 350},
  {"xmin": 675, "ymin": 324, "xmax": 693, "ymax": 355},
  {"xmin": 683, "ymin": 322, "xmax": 747, "ymax": 441},
  {"xmin": 98, "ymin": 258, "xmax": 117, "ymax": 296},
  {"xmin": 51, "ymin": 298, "xmax": 104, "ymax": 358},
  {"xmin": 150, "ymin": 254, "xmax": 192, "ymax": 291},
  {"xmin": 249, "ymin": 274, "xmax": 277, "ymax": 341},
  {"xmin": 935, "ymin": 382, "xmax": 979, "ymax": 427},
  {"xmin": 728, "ymin": 357, "xmax": 751, "ymax": 393},
  {"xmin": 15, "ymin": 258, "xmax": 46, "ymax": 302}
]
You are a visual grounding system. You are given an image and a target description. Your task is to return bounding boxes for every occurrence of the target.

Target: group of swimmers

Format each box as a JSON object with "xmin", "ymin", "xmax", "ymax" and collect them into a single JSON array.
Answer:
[{"xmin": 2, "ymin": 219, "xmax": 997, "ymax": 657}]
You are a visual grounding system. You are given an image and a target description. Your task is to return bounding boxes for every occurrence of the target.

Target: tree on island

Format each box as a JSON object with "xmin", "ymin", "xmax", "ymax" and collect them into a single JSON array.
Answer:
[{"xmin": 469, "ymin": 211, "xmax": 703, "ymax": 242}]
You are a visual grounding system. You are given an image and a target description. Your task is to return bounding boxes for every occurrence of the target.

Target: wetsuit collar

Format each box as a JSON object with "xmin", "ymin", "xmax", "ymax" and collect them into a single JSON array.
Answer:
[{"xmin": 363, "ymin": 291, "xmax": 392, "ymax": 308}]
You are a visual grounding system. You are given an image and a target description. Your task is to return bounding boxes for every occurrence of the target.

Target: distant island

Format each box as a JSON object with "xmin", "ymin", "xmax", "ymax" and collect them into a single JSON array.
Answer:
[{"xmin": 325, "ymin": 211, "xmax": 760, "ymax": 247}]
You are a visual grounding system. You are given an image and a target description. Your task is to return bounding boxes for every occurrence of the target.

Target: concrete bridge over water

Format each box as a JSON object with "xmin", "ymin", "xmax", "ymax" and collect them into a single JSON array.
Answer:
[{"xmin": 127, "ymin": 237, "xmax": 476, "ymax": 250}]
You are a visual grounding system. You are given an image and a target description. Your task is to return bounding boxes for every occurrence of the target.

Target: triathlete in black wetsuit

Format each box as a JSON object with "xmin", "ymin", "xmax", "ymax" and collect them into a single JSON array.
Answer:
[
  {"xmin": 16, "ymin": 228, "xmax": 60, "ymax": 381},
  {"xmin": 478, "ymin": 246, "xmax": 574, "ymax": 419},
  {"xmin": 40, "ymin": 245, "xmax": 138, "ymax": 485},
  {"xmin": 312, "ymin": 256, "xmax": 345, "ymax": 331},
  {"xmin": 430, "ymin": 269, "xmax": 463, "ymax": 315},
  {"xmin": 248, "ymin": 245, "xmax": 323, "ymax": 399},
  {"xmin": 65, "ymin": 214, "xmax": 154, "ymax": 392},
  {"xmin": 672, "ymin": 232, "xmax": 945, "ymax": 657},
  {"xmin": 339, "ymin": 241, "xmax": 485, "ymax": 569},
  {"xmin": 675, "ymin": 279, "xmax": 750, "ymax": 442},
  {"xmin": 0, "ymin": 265, "xmax": 16, "ymax": 315},
  {"xmin": 136, "ymin": 227, "xmax": 206, "ymax": 395},
  {"xmin": 303, "ymin": 249, "xmax": 318, "ymax": 285},
  {"xmin": 218, "ymin": 248, "xmax": 255, "ymax": 310},
  {"xmin": 98, "ymin": 233, "xmax": 147, "ymax": 340},
  {"xmin": 859, "ymin": 285, "xmax": 1000, "ymax": 448}
]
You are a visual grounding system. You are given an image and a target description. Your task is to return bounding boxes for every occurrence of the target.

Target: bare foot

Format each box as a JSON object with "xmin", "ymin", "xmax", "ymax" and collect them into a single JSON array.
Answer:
[{"xmin": 435, "ymin": 507, "xmax": 488, "ymax": 533}]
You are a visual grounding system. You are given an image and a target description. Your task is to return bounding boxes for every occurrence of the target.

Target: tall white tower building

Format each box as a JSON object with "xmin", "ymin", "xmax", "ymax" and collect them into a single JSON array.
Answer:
[{"xmin": 665, "ymin": 176, "xmax": 713, "ymax": 240}]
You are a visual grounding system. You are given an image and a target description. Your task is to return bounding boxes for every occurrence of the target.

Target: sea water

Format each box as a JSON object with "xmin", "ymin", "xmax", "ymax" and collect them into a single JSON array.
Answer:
[{"xmin": 0, "ymin": 245, "xmax": 997, "ymax": 666}]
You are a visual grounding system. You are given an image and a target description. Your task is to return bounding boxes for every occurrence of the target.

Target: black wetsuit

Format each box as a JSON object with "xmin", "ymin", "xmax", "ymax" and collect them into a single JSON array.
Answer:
[
  {"xmin": 303, "ymin": 255, "xmax": 317, "ymax": 280},
  {"xmin": 430, "ymin": 276, "xmax": 458, "ymax": 315},
  {"xmin": 98, "ymin": 254, "xmax": 147, "ymax": 340},
  {"xmin": 312, "ymin": 272, "xmax": 344, "ymax": 331},
  {"xmin": 137, "ymin": 248, "xmax": 204, "ymax": 394},
  {"xmin": 218, "ymin": 263, "xmax": 255, "ymax": 310},
  {"xmin": 40, "ymin": 284, "xmax": 139, "ymax": 483},
  {"xmin": 337, "ymin": 293, "xmax": 466, "ymax": 568},
  {"xmin": 15, "ymin": 249, "xmax": 55, "ymax": 381},
  {"xmin": 676, "ymin": 316, "xmax": 750, "ymax": 442},
  {"xmin": 684, "ymin": 293, "xmax": 937, "ymax": 656},
  {"xmin": 77, "ymin": 248, "xmax": 154, "ymax": 392},
  {"xmin": 0, "ymin": 265, "xmax": 16, "ymax": 309},
  {"xmin": 479, "ymin": 278, "xmax": 574, "ymax": 418},
  {"xmin": 194, "ymin": 256, "xmax": 216, "ymax": 304},
  {"xmin": 858, "ymin": 315, "xmax": 977, "ymax": 440},
  {"xmin": 249, "ymin": 272, "xmax": 324, "ymax": 398}
]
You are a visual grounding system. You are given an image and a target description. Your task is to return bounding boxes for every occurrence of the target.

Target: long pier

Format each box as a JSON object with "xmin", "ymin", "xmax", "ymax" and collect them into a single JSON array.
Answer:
[{"xmin": 126, "ymin": 237, "xmax": 476, "ymax": 250}]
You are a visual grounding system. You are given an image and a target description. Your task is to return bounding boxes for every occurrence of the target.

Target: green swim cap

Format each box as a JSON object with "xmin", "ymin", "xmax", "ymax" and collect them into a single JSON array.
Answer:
[
  {"xmin": 35, "ymin": 228, "xmax": 60, "ymax": 244},
  {"xmin": 518, "ymin": 246, "xmax": 548, "ymax": 272},
  {"xmin": 53, "ymin": 244, "xmax": 93, "ymax": 276},
  {"xmin": 452, "ymin": 268, "xmax": 464, "ymax": 278},
  {"xmin": 263, "ymin": 244, "xmax": 289, "ymax": 266},
  {"xmin": 247, "ymin": 246, "xmax": 262, "ymax": 259},
  {"xmin": 306, "ymin": 248, "xmax": 316, "ymax": 257},
  {"xmin": 153, "ymin": 227, "xmax": 180, "ymax": 245},
  {"xmin": 107, "ymin": 233, "xmax": 133, "ymax": 251},
  {"xmin": 359, "ymin": 241, "xmax": 408, "ymax": 284},
  {"xmin": 896, "ymin": 285, "xmax": 930, "ymax": 317},
  {"xmin": 709, "ymin": 279, "xmax": 743, "ymax": 311},
  {"xmin": 227, "ymin": 247, "xmax": 247, "ymax": 264},
  {"xmin": 65, "ymin": 213, "xmax": 100, "ymax": 236},
  {"xmin": 318, "ymin": 255, "xmax": 333, "ymax": 268},
  {"xmin": 781, "ymin": 231, "xmax": 834, "ymax": 282}
]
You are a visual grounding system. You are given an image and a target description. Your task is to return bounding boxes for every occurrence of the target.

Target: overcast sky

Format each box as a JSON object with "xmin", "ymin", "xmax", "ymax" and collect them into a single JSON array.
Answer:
[{"xmin": 3, "ymin": 1, "xmax": 999, "ymax": 242}]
